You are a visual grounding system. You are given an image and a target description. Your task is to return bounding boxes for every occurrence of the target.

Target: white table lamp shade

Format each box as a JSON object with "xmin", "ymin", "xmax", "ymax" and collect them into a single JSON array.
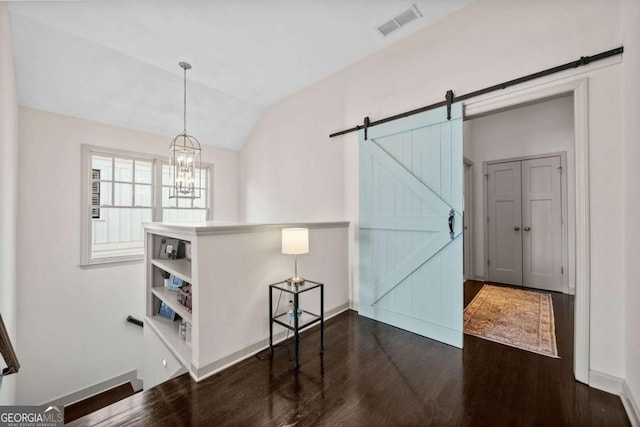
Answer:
[{"xmin": 282, "ymin": 228, "xmax": 309, "ymax": 255}]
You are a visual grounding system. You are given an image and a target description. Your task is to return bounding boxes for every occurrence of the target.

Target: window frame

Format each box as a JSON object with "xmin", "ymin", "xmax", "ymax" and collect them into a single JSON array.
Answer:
[{"xmin": 80, "ymin": 144, "xmax": 213, "ymax": 266}]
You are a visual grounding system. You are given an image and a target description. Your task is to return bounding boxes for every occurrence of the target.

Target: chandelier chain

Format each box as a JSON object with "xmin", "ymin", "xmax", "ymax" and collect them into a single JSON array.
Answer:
[{"xmin": 183, "ymin": 65, "xmax": 187, "ymax": 135}]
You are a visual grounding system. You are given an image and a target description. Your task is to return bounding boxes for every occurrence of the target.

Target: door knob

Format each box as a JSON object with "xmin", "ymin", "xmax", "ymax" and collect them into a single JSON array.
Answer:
[
  {"xmin": 524, "ymin": 226, "xmax": 531, "ymax": 231},
  {"xmin": 514, "ymin": 226, "xmax": 520, "ymax": 231}
]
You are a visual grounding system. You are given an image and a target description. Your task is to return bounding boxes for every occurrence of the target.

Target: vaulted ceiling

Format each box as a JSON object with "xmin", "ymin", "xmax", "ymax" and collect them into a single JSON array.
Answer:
[{"xmin": 9, "ymin": 0, "xmax": 471, "ymax": 150}]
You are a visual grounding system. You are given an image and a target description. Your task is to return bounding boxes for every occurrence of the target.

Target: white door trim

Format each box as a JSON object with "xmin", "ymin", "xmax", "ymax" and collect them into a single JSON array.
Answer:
[
  {"xmin": 483, "ymin": 152, "xmax": 570, "ymax": 294},
  {"xmin": 464, "ymin": 157, "xmax": 473, "ymax": 281},
  {"xmin": 463, "ymin": 77, "xmax": 590, "ymax": 385}
]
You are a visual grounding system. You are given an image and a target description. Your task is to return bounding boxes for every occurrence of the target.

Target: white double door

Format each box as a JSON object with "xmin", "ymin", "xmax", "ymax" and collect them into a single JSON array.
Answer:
[{"xmin": 487, "ymin": 156, "xmax": 563, "ymax": 292}]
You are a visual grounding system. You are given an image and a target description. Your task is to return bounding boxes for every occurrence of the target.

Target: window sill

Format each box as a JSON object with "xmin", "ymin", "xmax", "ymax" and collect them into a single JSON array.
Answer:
[{"xmin": 80, "ymin": 256, "xmax": 144, "ymax": 269}]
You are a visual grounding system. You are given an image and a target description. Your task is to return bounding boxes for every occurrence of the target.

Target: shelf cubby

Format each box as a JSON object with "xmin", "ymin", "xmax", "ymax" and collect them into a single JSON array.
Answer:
[
  {"xmin": 151, "ymin": 286, "xmax": 192, "ymax": 323},
  {"xmin": 151, "ymin": 258, "xmax": 192, "ymax": 283},
  {"xmin": 145, "ymin": 315, "xmax": 192, "ymax": 367}
]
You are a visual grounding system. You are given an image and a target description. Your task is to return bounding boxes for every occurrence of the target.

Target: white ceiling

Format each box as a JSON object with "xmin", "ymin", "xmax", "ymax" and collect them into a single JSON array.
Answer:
[{"xmin": 9, "ymin": 0, "xmax": 471, "ymax": 150}]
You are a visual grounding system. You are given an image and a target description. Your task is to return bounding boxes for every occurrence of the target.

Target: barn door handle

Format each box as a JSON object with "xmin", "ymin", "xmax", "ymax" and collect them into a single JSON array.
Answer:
[{"xmin": 448, "ymin": 209, "xmax": 455, "ymax": 239}]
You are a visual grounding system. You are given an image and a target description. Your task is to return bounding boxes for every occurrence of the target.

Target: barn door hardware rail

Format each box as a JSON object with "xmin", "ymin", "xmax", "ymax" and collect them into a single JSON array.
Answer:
[{"xmin": 330, "ymin": 46, "xmax": 623, "ymax": 139}]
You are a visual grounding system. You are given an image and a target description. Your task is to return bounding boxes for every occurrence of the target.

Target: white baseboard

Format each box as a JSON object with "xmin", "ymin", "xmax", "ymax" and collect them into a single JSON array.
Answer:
[
  {"xmin": 194, "ymin": 303, "xmax": 352, "ymax": 382},
  {"xmin": 622, "ymin": 381, "xmax": 640, "ymax": 427},
  {"xmin": 589, "ymin": 370, "xmax": 624, "ymax": 395},
  {"xmin": 350, "ymin": 299, "xmax": 359, "ymax": 311},
  {"xmin": 589, "ymin": 370, "xmax": 639, "ymax": 426},
  {"xmin": 130, "ymin": 377, "xmax": 143, "ymax": 393},
  {"xmin": 43, "ymin": 369, "xmax": 139, "ymax": 407}
]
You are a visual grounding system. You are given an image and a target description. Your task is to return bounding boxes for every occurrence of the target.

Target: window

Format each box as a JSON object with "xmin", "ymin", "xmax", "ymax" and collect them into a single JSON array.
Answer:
[{"xmin": 81, "ymin": 145, "xmax": 212, "ymax": 265}]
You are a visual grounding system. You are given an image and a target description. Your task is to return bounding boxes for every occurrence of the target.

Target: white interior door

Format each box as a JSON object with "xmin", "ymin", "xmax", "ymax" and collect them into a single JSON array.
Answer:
[
  {"xmin": 522, "ymin": 157, "xmax": 563, "ymax": 291},
  {"xmin": 487, "ymin": 161, "xmax": 523, "ymax": 286}
]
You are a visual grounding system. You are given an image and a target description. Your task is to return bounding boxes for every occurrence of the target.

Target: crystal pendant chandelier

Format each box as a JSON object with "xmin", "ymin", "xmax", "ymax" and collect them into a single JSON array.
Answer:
[{"xmin": 169, "ymin": 62, "xmax": 201, "ymax": 200}]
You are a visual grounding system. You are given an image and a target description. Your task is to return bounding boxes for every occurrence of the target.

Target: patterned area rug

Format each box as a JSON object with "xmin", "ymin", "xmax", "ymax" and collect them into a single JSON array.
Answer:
[{"xmin": 464, "ymin": 285, "xmax": 559, "ymax": 358}]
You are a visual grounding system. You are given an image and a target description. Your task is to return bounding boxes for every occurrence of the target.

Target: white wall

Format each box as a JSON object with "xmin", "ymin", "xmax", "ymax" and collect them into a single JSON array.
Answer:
[
  {"xmin": 240, "ymin": 0, "xmax": 627, "ymax": 380},
  {"xmin": 0, "ymin": 2, "xmax": 19, "ymax": 406},
  {"xmin": 194, "ymin": 224, "xmax": 349, "ymax": 372},
  {"xmin": 622, "ymin": 0, "xmax": 640, "ymax": 418},
  {"xmin": 463, "ymin": 96, "xmax": 575, "ymax": 288},
  {"xmin": 16, "ymin": 108, "xmax": 240, "ymax": 404}
]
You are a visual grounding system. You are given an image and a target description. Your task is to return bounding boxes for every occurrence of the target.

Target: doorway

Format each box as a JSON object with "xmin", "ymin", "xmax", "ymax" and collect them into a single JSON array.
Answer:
[
  {"xmin": 462, "ymin": 77, "xmax": 593, "ymax": 385},
  {"xmin": 485, "ymin": 154, "xmax": 567, "ymax": 292},
  {"xmin": 462, "ymin": 81, "xmax": 592, "ymax": 382},
  {"xmin": 464, "ymin": 94, "xmax": 575, "ymax": 295}
]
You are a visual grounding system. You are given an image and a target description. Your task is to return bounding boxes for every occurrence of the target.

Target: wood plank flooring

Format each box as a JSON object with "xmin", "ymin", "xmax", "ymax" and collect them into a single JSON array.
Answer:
[
  {"xmin": 70, "ymin": 282, "xmax": 629, "ymax": 426},
  {"xmin": 64, "ymin": 382, "xmax": 136, "ymax": 424}
]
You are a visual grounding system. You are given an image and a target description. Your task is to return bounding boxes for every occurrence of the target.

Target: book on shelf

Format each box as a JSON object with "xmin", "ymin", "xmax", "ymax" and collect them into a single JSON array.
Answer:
[
  {"xmin": 177, "ymin": 284, "xmax": 192, "ymax": 312},
  {"xmin": 158, "ymin": 301, "xmax": 177, "ymax": 321},
  {"xmin": 166, "ymin": 274, "xmax": 184, "ymax": 291}
]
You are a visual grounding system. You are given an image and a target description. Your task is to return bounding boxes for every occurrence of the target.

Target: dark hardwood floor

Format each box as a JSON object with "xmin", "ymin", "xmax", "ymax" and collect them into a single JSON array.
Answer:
[
  {"xmin": 70, "ymin": 282, "xmax": 629, "ymax": 426},
  {"xmin": 65, "ymin": 382, "xmax": 136, "ymax": 424}
]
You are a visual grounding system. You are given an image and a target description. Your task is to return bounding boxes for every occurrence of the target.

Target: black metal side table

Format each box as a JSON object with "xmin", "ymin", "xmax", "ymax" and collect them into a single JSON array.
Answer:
[{"xmin": 269, "ymin": 279, "xmax": 324, "ymax": 369}]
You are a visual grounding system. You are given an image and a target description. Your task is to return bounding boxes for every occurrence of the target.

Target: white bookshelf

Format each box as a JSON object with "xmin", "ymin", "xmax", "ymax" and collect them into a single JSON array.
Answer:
[{"xmin": 145, "ymin": 229, "xmax": 195, "ymax": 387}]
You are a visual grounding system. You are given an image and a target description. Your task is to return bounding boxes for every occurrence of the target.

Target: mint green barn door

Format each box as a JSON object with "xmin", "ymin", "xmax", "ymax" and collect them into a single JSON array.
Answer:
[{"xmin": 359, "ymin": 104, "xmax": 463, "ymax": 348}]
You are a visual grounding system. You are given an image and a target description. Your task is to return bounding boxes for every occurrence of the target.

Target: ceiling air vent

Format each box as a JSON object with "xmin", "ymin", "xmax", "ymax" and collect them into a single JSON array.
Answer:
[{"xmin": 376, "ymin": 4, "xmax": 422, "ymax": 37}]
